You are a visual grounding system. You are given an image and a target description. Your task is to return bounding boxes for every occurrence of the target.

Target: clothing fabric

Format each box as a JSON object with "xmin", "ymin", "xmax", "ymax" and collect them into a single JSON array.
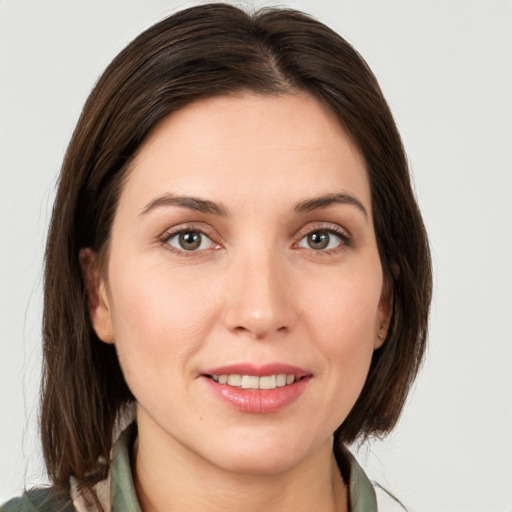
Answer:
[{"xmin": 1, "ymin": 422, "xmax": 400, "ymax": 512}]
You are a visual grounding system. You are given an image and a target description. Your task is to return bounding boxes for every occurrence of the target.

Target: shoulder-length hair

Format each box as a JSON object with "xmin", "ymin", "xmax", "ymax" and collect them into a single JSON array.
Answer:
[{"xmin": 41, "ymin": 2, "xmax": 432, "ymax": 489}]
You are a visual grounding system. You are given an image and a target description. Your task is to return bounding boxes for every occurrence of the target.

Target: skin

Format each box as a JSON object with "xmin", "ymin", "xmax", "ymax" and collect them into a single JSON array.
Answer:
[{"xmin": 85, "ymin": 92, "xmax": 391, "ymax": 512}]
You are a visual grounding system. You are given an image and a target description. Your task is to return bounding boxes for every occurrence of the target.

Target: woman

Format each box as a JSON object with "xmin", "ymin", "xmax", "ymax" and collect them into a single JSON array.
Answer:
[{"xmin": 1, "ymin": 3, "xmax": 431, "ymax": 511}]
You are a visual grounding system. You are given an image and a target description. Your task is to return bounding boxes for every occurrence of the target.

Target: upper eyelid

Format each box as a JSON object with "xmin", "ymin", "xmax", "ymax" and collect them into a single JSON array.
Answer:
[
  {"xmin": 160, "ymin": 222, "xmax": 218, "ymax": 240},
  {"xmin": 293, "ymin": 222, "xmax": 351, "ymax": 239}
]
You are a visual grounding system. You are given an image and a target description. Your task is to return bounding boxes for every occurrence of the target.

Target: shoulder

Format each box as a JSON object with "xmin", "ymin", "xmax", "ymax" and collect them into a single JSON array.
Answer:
[{"xmin": 1, "ymin": 488, "xmax": 76, "ymax": 512}]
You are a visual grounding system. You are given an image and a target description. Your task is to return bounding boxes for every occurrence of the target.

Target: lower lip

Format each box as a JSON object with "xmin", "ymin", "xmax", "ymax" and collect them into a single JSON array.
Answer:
[{"xmin": 202, "ymin": 377, "xmax": 310, "ymax": 413}]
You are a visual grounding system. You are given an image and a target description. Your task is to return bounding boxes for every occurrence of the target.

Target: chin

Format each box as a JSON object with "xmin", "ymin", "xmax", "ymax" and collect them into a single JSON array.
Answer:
[
  {"xmin": 213, "ymin": 451, "xmax": 302, "ymax": 476},
  {"xmin": 203, "ymin": 432, "xmax": 324, "ymax": 476}
]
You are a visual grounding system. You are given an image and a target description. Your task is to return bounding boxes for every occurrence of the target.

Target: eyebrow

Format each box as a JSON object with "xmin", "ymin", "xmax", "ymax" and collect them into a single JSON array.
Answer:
[
  {"xmin": 294, "ymin": 192, "xmax": 368, "ymax": 220},
  {"xmin": 140, "ymin": 191, "xmax": 368, "ymax": 220},
  {"xmin": 140, "ymin": 193, "xmax": 228, "ymax": 216}
]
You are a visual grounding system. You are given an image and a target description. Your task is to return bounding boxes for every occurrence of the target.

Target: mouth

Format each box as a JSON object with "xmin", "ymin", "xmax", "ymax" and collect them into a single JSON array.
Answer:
[
  {"xmin": 206, "ymin": 373, "xmax": 304, "ymax": 389},
  {"xmin": 201, "ymin": 364, "xmax": 312, "ymax": 413}
]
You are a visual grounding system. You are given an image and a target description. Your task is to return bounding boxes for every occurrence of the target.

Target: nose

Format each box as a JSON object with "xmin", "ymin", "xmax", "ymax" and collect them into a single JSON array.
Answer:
[{"xmin": 222, "ymin": 249, "xmax": 297, "ymax": 340}]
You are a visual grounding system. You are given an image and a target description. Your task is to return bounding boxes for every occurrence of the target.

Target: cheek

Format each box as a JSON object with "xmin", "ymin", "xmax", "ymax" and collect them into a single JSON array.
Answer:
[
  {"xmin": 106, "ymin": 259, "xmax": 222, "ymax": 386},
  {"xmin": 301, "ymin": 265, "xmax": 382, "ymax": 390},
  {"xmin": 304, "ymin": 266, "xmax": 382, "ymax": 341}
]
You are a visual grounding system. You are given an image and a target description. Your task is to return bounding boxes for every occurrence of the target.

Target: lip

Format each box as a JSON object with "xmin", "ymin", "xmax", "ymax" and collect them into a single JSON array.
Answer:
[
  {"xmin": 200, "ymin": 363, "xmax": 312, "ymax": 414},
  {"xmin": 202, "ymin": 363, "xmax": 310, "ymax": 378}
]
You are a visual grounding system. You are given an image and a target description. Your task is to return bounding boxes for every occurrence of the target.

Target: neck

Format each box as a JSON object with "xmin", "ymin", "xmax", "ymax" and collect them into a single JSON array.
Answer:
[{"xmin": 133, "ymin": 416, "xmax": 348, "ymax": 512}]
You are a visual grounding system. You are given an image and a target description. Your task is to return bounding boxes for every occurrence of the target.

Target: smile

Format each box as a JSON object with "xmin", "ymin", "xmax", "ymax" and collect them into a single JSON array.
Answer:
[
  {"xmin": 202, "ymin": 364, "xmax": 311, "ymax": 413},
  {"xmin": 209, "ymin": 374, "xmax": 297, "ymax": 389}
]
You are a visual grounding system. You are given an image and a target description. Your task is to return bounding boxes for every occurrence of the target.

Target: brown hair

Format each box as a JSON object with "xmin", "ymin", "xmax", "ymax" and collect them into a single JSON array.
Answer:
[{"xmin": 41, "ymin": 2, "xmax": 432, "ymax": 489}]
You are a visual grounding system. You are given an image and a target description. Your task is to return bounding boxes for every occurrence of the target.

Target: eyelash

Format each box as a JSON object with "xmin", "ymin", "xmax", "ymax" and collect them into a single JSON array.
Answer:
[
  {"xmin": 159, "ymin": 223, "xmax": 352, "ymax": 257},
  {"xmin": 295, "ymin": 224, "xmax": 352, "ymax": 255},
  {"xmin": 159, "ymin": 223, "xmax": 220, "ymax": 257}
]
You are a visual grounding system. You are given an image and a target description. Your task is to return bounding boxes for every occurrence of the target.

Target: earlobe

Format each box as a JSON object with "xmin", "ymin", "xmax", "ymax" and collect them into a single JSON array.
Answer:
[
  {"xmin": 374, "ymin": 281, "xmax": 393, "ymax": 349},
  {"xmin": 375, "ymin": 324, "xmax": 386, "ymax": 349},
  {"xmin": 79, "ymin": 248, "xmax": 115, "ymax": 344}
]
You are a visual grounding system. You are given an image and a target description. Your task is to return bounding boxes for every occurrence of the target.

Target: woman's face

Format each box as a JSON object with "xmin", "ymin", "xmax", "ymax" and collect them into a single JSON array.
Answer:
[{"xmin": 89, "ymin": 92, "xmax": 391, "ymax": 475}]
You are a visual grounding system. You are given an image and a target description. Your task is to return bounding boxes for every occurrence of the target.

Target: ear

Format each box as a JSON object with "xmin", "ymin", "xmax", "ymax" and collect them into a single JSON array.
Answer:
[
  {"xmin": 79, "ymin": 248, "xmax": 115, "ymax": 344},
  {"xmin": 374, "ymin": 279, "xmax": 393, "ymax": 349}
]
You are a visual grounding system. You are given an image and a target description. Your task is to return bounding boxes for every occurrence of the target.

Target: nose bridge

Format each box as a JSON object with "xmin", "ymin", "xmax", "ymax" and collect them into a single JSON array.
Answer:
[{"xmin": 223, "ymin": 242, "xmax": 295, "ymax": 338}]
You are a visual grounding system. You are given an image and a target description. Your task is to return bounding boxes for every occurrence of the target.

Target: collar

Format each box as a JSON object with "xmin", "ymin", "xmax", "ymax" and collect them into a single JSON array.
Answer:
[
  {"xmin": 77, "ymin": 423, "xmax": 377, "ymax": 512},
  {"xmin": 341, "ymin": 446, "xmax": 378, "ymax": 512}
]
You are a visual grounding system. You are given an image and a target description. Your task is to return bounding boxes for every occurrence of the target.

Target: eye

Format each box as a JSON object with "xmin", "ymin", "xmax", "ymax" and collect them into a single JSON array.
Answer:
[
  {"xmin": 166, "ymin": 230, "xmax": 215, "ymax": 252},
  {"xmin": 297, "ymin": 229, "xmax": 345, "ymax": 251}
]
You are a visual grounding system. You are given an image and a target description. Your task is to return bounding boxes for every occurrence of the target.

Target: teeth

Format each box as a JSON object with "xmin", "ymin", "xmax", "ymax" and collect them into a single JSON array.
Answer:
[
  {"xmin": 276, "ymin": 374, "xmax": 287, "ymax": 387},
  {"xmin": 227, "ymin": 374, "xmax": 242, "ymax": 387},
  {"xmin": 211, "ymin": 374, "xmax": 297, "ymax": 389},
  {"xmin": 241, "ymin": 375, "xmax": 259, "ymax": 389},
  {"xmin": 259, "ymin": 375, "xmax": 276, "ymax": 389}
]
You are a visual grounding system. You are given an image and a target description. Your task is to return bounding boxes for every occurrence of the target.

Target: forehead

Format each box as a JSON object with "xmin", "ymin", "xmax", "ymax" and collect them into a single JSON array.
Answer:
[{"xmin": 122, "ymin": 92, "xmax": 370, "ymax": 215}]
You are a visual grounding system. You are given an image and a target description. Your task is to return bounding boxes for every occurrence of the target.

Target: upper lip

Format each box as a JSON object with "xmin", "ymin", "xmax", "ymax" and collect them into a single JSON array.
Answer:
[{"xmin": 201, "ymin": 363, "xmax": 311, "ymax": 378}]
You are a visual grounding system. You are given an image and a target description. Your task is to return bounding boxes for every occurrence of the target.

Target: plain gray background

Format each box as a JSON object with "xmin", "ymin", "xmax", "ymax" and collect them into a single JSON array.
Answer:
[{"xmin": 1, "ymin": 1, "xmax": 511, "ymax": 511}]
